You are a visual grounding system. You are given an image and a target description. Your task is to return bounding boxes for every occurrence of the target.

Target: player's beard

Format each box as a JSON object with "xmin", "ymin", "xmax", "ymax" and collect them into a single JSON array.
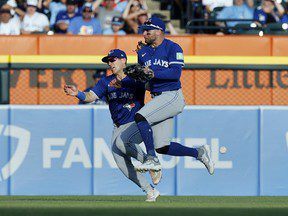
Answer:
[
  {"xmin": 144, "ymin": 35, "xmax": 156, "ymax": 46},
  {"xmin": 144, "ymin": 37, "xmax": 154, "ymax": 45}
]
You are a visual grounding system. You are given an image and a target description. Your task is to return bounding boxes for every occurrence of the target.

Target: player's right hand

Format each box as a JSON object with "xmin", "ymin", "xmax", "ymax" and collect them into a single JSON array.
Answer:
[{"xmin": 64, "ymin": 84, "xmax": 78, "ymax": 96}]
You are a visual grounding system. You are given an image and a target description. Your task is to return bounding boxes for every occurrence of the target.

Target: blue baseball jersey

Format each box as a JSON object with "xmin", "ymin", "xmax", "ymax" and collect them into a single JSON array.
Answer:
[
  {"xmin": 254, "ymin": 6, "xmax": 279, "ymax": 25},
  {"xmin": 281, "ymin": 14, "xmax": 288, "ymax": 23},
  {"xmin": 137, "ymin": 38, "xmax": 184, "ymax": 93},
  {"xmin": 91, "ymin": 74, "xmax": 145, "ymax": 126},
  {"xmin": 68, "ymin": 17, "xmax": 102, "ymax": 35},
  {"xmin": 55, "ymin": 10, "xmax": 81, "ymax": 33}
]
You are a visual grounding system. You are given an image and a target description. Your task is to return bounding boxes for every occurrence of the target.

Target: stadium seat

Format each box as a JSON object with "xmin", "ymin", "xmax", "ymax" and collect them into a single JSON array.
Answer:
[
  {"xmin": 265, "ymin": 23, "xmax": 288, "ymax": 35},
  {"xmin": 234, "ymin": 23, "xmax": 262, "ymax": 35}
]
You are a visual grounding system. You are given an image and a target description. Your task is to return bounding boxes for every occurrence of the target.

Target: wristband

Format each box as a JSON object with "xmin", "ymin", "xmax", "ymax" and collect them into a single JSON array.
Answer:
[{"xmin": 76, "ymin": 91, "xmax": 86, "ymax": 101}]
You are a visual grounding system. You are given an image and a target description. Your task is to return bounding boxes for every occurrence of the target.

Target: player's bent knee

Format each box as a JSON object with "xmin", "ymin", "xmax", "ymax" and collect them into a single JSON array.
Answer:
[
  {"xmin": 134, "ymin": 113, "xmax": 146, "ymax": 123},
  {"xmin": 156, "ymin": 145, "xmax": 170, "ymax": 154}
]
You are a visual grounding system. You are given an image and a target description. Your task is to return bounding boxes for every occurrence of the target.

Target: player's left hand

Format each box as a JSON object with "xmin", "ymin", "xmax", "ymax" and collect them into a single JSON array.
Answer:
[
  {"xmin": 144, "ymin": 66, "xmax": 154, "ymax": 79},
  {"xmin": 124, "ymin": 64, "xmax": 154, "ymax": 83}
]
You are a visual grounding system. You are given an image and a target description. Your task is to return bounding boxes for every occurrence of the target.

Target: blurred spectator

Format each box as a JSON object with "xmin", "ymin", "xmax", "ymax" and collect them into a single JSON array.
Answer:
[
  {"xmin": 202, "ymin": 0, "xmax": 233, "ymax": 12},
  {"xmin": 122, "ymin": 0, "xmax": 147, "ymax": 19},
  {"xmin": 21, "ymin": 0, "xmax": 50, "ymax": 34},
  {"xmin": 126, "ymin": 10, "xmax": 147, "ymax": 33},
  {"xmin": 0, "ymin": 8, "xmax": 21, "ymax": 34},
  {"xmin": 54, "ymin": 0, "xmax": 80, "ymax": 33},
  {"xmin": 114, "ymin": 0, "xmax": 128, "ymax": 13},
  {"xmin": 103, "ymin": 15, "xmax": 126, "ymax": 34},
  {"xmin": 216, "ymin": 0, "xmax": 254, "ymax": 27},
  {"xmin": 254, "ymin": 0, "xmax": 285, "ymax": 26},
  {"xmin": 45, "ymin": 0, "xmax": 67, "ymax": 27},
  {"xmin": 152, "ymin": 13, "xmax": 178, "ymax": 35},
  {"xmin": 79, "ymin": 71, "xmax": 107, "ymax": 105},
  {"xmin": 95, "ymin": 0, "xmax": 121, "ymax": 31},
  {"xmin": 37, "ymin": 0, "xmax": 51, "ymax": 21},
  {"xmin": 281, "ymin": 2, "xmax": 288, "ymax": 23},
  {"xmin": 123, "ymin": 0, "xmax": 148, "ymax": 33},
  {"xmin": 1, "ymin": 0, "xmax": 25, "ymax": 18},
  {"xmin": 68, "ymin": 2, "xmax": 102, "ymax": 34}
]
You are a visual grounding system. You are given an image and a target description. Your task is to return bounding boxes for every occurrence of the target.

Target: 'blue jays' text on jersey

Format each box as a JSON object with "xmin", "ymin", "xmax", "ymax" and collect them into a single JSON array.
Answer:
[
  {"xmin": 137, "ymin": 38, "xmax": 184, "ymax": 93},
  {"xmin": 91, "ymin": 75, "xmax": 145, "ymax": 126}
]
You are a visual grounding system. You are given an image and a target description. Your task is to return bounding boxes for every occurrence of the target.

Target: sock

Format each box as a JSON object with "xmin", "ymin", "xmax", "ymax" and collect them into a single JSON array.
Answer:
[
  {"xmin": 136, "ymin": 120, "xmax": 156, "ymax": 157},
  {"xmin": 167, "ymin": 142, "xmax": 198, "ymax": 158}
]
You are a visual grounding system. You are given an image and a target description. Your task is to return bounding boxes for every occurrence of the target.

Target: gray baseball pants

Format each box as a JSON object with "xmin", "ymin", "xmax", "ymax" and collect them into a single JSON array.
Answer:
[
  {"xmin": 137, "ymin": 89, "xmax": 185, "ymax": 149},
  {"xmin": 111, "ymin": 122, "xmax": 152, "ymax": 193}
]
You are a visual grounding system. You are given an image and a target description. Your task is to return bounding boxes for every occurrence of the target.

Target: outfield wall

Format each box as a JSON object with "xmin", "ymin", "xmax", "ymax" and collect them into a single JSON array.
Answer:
[{"xmin": 0, "ymin": 105, "xmax": 287, "ymax": 196}]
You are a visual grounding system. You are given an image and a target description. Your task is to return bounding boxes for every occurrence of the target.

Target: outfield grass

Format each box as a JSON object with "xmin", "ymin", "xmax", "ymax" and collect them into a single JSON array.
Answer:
[{"xmin": 0, "ymin": 196, "xmax": 288, "ymax": 216}]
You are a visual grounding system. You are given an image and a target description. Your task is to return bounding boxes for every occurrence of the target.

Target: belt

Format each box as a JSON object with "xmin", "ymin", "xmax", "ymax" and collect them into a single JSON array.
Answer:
[
  {"xmin": 151, "ymin": 92, "xmax": 162, "ymax": 97},
  {"xmin": 151, "ymin": 88, "xmax": 180, "ymax": 97}
]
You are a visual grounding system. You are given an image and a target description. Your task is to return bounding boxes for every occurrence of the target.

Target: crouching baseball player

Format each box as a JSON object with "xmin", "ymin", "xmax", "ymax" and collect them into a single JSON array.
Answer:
[{"xmin": 64, "ymin": 49, "xmax": 160, "ymax": 202}]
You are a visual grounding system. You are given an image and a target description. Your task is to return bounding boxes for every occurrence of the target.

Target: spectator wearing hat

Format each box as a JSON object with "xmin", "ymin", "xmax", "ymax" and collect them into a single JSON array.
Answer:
[
  {"xmin": 79, "ymin": 70, "xmax": 107, "ymax": 105},
  {"xmin": 54, "ymin": 0, "xmax": 80, "ymax": 33},
  {"xmin": 68, "ymin": 2, "xmax": 101, "ymax": 35},
  {"xmin": 103, "ymin": 15, "xmax": 126, "ymax": 34},
  {"xmin": 0, "ymin": 8, "xmax": 21, "ymax": 34},
  {"xmin": 21, "ymin": 0, "xmax": 49, "ymax": 34},
  {"xmin": 254, "ymin": 0, "xmax": 285, "ymax": 26},
  {"xmin": 1, "ymin": 0, "xmax": 25, "ymax": 19}
]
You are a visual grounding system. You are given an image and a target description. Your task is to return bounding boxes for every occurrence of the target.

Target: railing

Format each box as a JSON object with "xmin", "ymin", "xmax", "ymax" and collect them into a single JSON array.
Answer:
[{"xmin": 186, "ymin": 18, "xmax": 288, "ymax": 35}]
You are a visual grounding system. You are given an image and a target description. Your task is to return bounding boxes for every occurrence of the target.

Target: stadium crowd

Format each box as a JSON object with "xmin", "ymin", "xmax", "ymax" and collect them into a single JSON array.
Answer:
[
  {"xmin": 183, "ymin": 0, "xmax": 288, "ymax": 34},
  {"xmin": 0, "ymin": 0, "xmax": 178, "ymax": 35},
  {"xmin": 0, "ymin": 0, "xmax": 287, "ymax": 35}
]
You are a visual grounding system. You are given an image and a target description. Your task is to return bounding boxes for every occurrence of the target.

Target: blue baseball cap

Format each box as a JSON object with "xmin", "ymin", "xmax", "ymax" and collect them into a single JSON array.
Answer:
[
  {"xmin": 111, "ymin": 16, "xmax": 124, "ymax": 25},
  {"xmin": 82, "ymin": 2, "xmax": 93, "ymax": 11},
  {"xmin": 102, "ymin": 49, "xmax": 127, "ymax": 63},
  {"xmin": 139, "ymin": 16, "xmax": 166, "ymax": 32}
]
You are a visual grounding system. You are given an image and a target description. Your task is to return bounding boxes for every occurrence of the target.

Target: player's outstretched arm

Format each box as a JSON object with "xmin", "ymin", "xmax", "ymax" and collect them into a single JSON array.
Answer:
[{"xmin": 64, "ymin": 84, "xmax": 98, "ymax": 103}]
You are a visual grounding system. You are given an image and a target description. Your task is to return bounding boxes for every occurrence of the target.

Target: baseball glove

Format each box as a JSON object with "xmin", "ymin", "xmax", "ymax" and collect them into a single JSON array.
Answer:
[{"xmin": 124, "ymin": 64, "xmax": 154, "ymax": 82}]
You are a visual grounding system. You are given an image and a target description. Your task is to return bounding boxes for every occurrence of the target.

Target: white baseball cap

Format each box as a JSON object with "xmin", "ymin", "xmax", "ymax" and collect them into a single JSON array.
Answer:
[{"xmin": 27, "ymin": 0, "xmax": 38, "ymax": 7}]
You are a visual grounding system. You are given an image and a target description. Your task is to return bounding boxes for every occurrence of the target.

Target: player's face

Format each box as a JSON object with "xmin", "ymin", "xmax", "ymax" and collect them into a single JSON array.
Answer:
[
  {"xmin": 143, "ymin": 29, "xmax": 158, "ymax": 45},
  {"xmin": 108, "ymin": 57, "xmax": 125, "ymax": 74}
]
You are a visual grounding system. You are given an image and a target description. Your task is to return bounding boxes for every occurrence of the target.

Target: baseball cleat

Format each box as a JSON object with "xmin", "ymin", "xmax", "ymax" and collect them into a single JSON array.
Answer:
[
  {"xmin": 197, "ymin": 144, "xmax": 215, "ymax": 175},
  {"xmin": 149, "ymin": 169, "xmax": 162, "ymax": 185},
  {"xmin": 135, "ymin": 156, "xmax": 161, "ymax": 172},
  {"xmin": 146, "ymin": 188, "xmax": 160, "ymax": 202}
]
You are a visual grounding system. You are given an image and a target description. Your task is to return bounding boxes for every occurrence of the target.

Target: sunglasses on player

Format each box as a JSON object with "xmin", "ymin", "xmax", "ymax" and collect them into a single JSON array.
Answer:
[{"xmin": 107, "ymin": 57, "xmax": 118, "ymax": 63}]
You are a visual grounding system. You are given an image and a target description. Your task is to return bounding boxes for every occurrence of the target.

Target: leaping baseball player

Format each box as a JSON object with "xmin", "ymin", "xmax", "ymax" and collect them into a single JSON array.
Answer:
[{"xmin": 121, "ymin": 16, "xmax": 215, "ymax": 175}]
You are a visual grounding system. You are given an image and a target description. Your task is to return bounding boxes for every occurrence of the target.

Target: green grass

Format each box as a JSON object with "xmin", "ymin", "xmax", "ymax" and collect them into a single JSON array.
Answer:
[{"xmin": 0, "ymin": 196, "xmax": 288, "ymax": 216}]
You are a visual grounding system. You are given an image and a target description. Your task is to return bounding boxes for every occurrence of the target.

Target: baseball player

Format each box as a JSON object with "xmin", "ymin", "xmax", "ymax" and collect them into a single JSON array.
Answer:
[
  {"xmin": 64, "ymin": 49, "xmax": 160, "ymax": 202},
  {"xmin": 124, "ymin": 16, "xmax": 215, "ymax": 174}
]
